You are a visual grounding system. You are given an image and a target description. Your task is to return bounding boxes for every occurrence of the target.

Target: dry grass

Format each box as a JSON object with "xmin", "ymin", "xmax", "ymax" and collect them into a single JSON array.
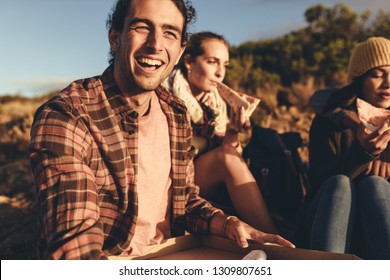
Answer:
[{"xmin": 0, "ymin": 100, "xmax": 41, "ymax": 124}]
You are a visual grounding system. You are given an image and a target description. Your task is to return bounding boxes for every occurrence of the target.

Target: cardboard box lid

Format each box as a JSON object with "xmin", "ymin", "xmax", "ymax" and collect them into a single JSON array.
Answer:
[
  {"xmin": 109, "ymin": 235, "xmax": 362, "ymax": 260},
  {"xmin": 201, "ymin": 236, "xmax": 362, "ymax": 260}
]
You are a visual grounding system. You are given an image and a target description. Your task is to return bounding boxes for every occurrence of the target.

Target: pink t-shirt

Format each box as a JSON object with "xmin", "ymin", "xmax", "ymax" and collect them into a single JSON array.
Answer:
[{"xmin": 127, "ymin": 92, "xmax": 172, "ymax": 256}]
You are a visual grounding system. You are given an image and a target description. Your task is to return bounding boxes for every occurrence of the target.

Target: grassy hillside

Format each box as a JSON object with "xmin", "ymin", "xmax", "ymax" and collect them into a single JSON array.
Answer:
[{"xmin": 0, "ymin": 95, "xmax": 44, "ymax": 259}]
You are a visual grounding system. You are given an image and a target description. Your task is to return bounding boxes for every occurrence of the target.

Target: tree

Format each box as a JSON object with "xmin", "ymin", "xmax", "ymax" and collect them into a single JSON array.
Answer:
[
  {"xmin": 304, "ymin": 3, "xmax": 368, "ymax": 41},
  {"xmin": 367, "ymin": 10, "xmax": 390, "ymax": 38},
  {"xmin": 303, "ymin": 3, "xmax": 369, "ymax": 85},
  {"xmin": 225, "ymin": 3, "xmax": 390, "ymax": 100}
]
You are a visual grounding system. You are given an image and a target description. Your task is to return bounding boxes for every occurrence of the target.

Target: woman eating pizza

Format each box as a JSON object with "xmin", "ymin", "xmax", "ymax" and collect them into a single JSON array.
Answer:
[
  {"xmin": 301, "ymin": 37, "xmax": 390, "ymax": 259},
  {"xmin": 163, "ymin": 32, "xmax": 278, "ymax": 235}
]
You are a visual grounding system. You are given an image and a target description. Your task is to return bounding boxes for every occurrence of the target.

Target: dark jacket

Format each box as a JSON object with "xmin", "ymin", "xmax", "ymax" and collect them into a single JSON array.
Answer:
[{"xmin": 308, "ymin": 115, "xmax": 378, "ymax": 197}]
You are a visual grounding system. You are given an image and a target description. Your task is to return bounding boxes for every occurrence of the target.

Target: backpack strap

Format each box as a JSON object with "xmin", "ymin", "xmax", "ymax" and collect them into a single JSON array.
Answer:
[
  {"xmin": 274, "ymin": 131, "xmax": 309, "ymax": 197},
  {"xmin": 274, "ymin": 132, "xmax": 298, "ymax": 176}
]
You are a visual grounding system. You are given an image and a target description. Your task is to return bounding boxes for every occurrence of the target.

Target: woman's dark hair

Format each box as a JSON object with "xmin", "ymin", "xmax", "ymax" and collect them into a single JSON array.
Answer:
[
  {"xmin": 178, "ymin": 31, "xmax": 229, "ymax": 77},
  {"xmin": 323, "ymin": 73, "xmax": 368, "ymax": 114},
  {"xmin": 106, "ymin": 0, "xmax": 196, "ymax": 64}
]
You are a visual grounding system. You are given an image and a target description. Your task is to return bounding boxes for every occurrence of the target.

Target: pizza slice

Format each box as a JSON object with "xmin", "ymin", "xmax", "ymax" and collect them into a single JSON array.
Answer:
[
  {"xmin": 356, "ymin": 98, "xmax": 390, "ymax": 131},
  {"xmin": 217, "ymin": 82, "xmax": 261, "ymax": 118}
]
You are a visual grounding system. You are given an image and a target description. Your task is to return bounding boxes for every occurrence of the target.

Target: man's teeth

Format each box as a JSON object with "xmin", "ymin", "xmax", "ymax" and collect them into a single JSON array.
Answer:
[{"xmin": 138, "ymin": 58, "xmax": 162, "ymax": 66}]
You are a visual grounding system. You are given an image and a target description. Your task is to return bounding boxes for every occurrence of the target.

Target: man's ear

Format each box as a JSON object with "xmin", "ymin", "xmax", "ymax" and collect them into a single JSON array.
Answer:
[
  {"xmin": 109, "ymin": 27, "xmax": 120, "ymax": 52},
  {"xmin": 175, "ymin": 45, "xmax": 186, "ymax": 65}
]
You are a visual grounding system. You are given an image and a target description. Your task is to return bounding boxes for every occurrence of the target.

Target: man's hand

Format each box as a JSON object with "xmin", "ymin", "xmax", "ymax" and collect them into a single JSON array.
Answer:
[{"xmin": 224, "ymin": 216, "xmax": 295, "ymax": 249}]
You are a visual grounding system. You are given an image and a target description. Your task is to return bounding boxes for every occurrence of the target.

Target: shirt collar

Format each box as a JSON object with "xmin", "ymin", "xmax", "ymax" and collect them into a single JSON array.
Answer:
[{"xmin": 100, "ymin": 65, "xmax": 188, "ymax": 122}]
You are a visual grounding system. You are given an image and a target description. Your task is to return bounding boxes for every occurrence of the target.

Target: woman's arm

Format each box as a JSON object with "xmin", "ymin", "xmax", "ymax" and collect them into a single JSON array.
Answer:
[{"xmin": 308, "ymin": 115, "xmax": 375, "ymax": 193}]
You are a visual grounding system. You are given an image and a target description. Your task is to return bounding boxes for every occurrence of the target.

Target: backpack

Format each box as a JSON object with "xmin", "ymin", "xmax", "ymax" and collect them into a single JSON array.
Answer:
[{"xmin": 242, "ymin": 125, "xmax": 309, "ymax": 240}]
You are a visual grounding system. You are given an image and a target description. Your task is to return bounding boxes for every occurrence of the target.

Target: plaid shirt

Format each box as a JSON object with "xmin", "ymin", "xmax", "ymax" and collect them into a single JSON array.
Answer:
[{"xmin": 29, "ymin": 66, "xmax": 222, "ymax": 259}]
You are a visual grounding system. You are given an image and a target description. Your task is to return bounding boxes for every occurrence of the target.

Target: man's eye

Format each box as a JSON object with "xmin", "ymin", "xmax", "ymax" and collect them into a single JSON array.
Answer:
[
  {"xmin": 164, "ymin": 31, "xmax": 179, "ymax": 40},
  {"xmin": 132, "ymin": 26, "xmax": 149, "ymax": 33}
]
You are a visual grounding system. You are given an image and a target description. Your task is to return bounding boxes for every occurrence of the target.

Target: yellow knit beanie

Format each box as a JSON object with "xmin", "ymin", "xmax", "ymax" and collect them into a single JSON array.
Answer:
[{"xmin": 347, "ymin": 36, "xmax": 390, "ymax": 83}]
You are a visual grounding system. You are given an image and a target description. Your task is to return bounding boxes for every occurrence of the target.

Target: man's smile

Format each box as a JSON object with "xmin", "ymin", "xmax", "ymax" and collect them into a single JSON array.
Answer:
[{"xmin": 136, "ymin": 57, "xmax": 164, "ymax": 70}]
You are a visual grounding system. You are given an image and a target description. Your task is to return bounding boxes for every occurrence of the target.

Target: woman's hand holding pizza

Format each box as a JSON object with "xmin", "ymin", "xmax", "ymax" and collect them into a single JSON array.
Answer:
[
  {"xmin": 357, "ymin": 120, "xmax": 390, "ymax": 156},
  {"xmin": 223, "ymin": 106, "xmax": 250, "ymax": 148}
]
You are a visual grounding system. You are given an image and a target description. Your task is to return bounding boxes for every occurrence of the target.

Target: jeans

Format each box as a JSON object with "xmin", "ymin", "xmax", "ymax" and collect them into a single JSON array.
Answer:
[{"xmin": 306, "ymin": 175, "xmax": 390, "ymax": 259}]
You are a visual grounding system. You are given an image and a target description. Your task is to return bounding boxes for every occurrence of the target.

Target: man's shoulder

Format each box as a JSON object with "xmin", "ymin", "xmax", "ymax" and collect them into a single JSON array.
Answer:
[
  {"xmin": 60, "ymin": 75, "xmax": 104, "ymax": 104},
  {"xmin": 34, "ymin": 74, "xmax": 106, "ymax": 121},
  {"xmin": 47, "ymin": 75, "xmax": 104, "ymax": 107}
]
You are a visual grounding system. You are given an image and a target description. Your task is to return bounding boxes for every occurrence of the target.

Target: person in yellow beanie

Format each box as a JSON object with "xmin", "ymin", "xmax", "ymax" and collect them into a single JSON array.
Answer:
[
  {"xmin": 299, "ymin": 36, "xmax": 390, "ymax": 259},
  {"xmin": 310, "ymin": 37, "xmax": 390, "ymax": 130}
]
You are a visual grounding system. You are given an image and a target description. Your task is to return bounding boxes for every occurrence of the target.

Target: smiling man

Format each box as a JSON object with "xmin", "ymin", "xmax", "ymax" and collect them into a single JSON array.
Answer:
[{"xmin": 28, "ymin": 0, "xmax": 294, "ymax": 260}]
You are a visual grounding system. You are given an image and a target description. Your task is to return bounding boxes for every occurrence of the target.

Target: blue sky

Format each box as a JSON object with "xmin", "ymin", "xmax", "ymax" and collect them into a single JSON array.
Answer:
[{"xmin": 0, "ymin": 0, "xmax": 389, "ymax": 97}]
